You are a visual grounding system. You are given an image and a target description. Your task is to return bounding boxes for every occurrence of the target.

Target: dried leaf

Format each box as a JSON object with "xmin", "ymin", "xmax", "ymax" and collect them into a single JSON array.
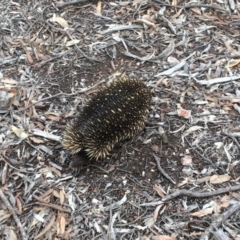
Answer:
[
  {"xmin": 197, "ymin": 176, "xmax": 211, "ymax": 183},
  {"xmin": 34, "ymin": 212, "xmax": 47, "ymax": 223},
  {"xmin": 191, "ymin": 207, "xmax": 213, "ymax": 217},
  {"xmin": 190, "ymin": 7, "xmax": 202, "ymax": 15},
  {"xmin": 232, "ymin": 192, "xmax": 240, "ymax": 201},
  {"xmin": 225, "ymin": 59, "xmax": 240, "ymax": 68},
  {"xmin": 233, "ymin": 103, "xmax": 240, "ymax": 113},
  {"xmin": 9, "ymin": 229, "xmax": 17, "ymax": 240},
  {"xmin": 2, "ymin": 163, "xmax": 8, "ymax": 185},
  {"xmin": 136, "ymin": 18, "xmax": 156, "ymax": 28},
  {"xmin": 181, "ymin": 155, "xmax": 192, "ymax": 165},
  {"xmin": 30, "ymin": 137, "xmax": 45, "ymax": 144},
  {"xmin": 24, "ymin": 48, "xmax": 33, "ymax": 63},
  {"xmin": 11, "ymin": 125, "xmax": 28, "ymax": 139},
  {"xmin": 55, "ymin": 16, "xmax": 69, "ymax": 29},
  {"xmin": 214, "ymin": 142, "xmax": 223, "ymax": 149},
  {"xmin": 0, "ymin": 210, "xmax": 11, "ymax": 221},
  {"xmin": 153, "ymin": 204, "xmax": 164, "ymax": 221},
  {"xmin": 107, "ymin": 165, "xmax": 115, "ymax": 172},
  {"xmin": 220, "ymin": 195, "xmax": 230, "ymax": 209},
  {"xmin": 49, "ymin": 167, "xmax": 62, "ymax": 177},
  {"xmin": 45, "ymin": 113, "xmax": 59, "ymax": 121},
  {"xmin": 184, "ymin": 126, "xmax": 203, "ymax": 134},
  {"xmin": 66, "ymin": 39, "xmax": 80, "ymax": 47},
  {"xmin": 133, "ymin": 0, "xmax": 148, "ymax": 8},
  {"xmin": 177, "ymin": 177, "xmax": 191, "ymax": 187},
  {"xmin": 224, "ymin": 40, "xmax": 240, "ymax": 55},
  {"xmin": 96, "ymin": 0, "xmax": 102, "ymax": 14},
  {"xmin": 53, "ymin": 190, "xmax": 60, "ymax": 198},
  {"xmin": 152, "ymin": 236, "xmax": 176, "ymax": 240},
  {"xmin": 231, "ymin": 98, "xmax": 240, "ymax": 103},
  {"xmin": 35, "ymin": 215, "xmax": 56, "ymax": 239},
  {"xmin": 60, "ymin": 214, "xmax": 66, "ymax": 234},
  {"xmin": 167, "ymin": 56, "xmax": 179, "ymax": 66},
  {"xmin": 60, "ymin": 188, "xmax": 65, "ymax": 205},
  {"xmin": 210, "ymin": 174, "xmax": 231, "ymax": 184},
  {"xmin": 16, "ymin": 197, "xmax": 23, "ymax": 214},
  {"xmin": 0, "ymin": 78, "xmax": 18, "ymax": 85},
  {"xmin": 178, "ymin": 108, "xmax": 191, "ymax": 119},
  {"xmin": 153, "ymin": 184, "xmax": 165, "ymax": 197},
  {"xmin": 151, "ymin": 145, "xmax": 159, "ymax": 153},
  {"xmin": 31, "ymin": 106, "xmax": 39, "ymax": 118},
  {"xmin": 143, "ymin": 216, "xmax": 155, "ymax": 228},
  {"xmin": 140, "ymin": 237, "xmax": 150, "ymax": 240},
  {"xmin": 204, "ymin": 94, "xmax": 219, "ymax": 103}
]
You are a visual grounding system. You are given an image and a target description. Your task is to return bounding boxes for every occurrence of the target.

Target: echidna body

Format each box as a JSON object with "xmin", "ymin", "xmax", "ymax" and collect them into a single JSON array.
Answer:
[{"xmin": 62, "ymin": 77, "xmax": 151, "ymax": 160}]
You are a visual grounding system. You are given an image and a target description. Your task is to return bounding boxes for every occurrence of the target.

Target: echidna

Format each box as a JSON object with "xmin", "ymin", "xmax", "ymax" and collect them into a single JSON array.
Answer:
[{"xmin": 62, "ymin": 77, "xmax": 151, "ymax": 162}]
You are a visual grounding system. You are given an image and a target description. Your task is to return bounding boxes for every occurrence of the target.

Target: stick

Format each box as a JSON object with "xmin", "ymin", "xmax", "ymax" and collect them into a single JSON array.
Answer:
[
  {"xmin": 0, "ymin": 189, "xmax": 28, "ymax": 240},
  {"xmin": 140, "ymin": 185, "xmax": 240, "ymax": 206},
  {"xmin": 153, "ymin": 154, "xmax": 176, "ymax": 184}
]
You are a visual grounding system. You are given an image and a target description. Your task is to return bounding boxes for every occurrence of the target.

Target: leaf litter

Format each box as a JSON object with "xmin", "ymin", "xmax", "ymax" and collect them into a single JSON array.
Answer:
[{"xmin": 0, "ymin": 0, "xmax": 240, "ymax": 239}]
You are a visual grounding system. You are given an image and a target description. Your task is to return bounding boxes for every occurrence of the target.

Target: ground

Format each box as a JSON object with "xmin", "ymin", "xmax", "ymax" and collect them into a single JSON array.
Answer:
[{"xmin": 0, "ymin": 0, "xmax": 240, "ymax": 240}]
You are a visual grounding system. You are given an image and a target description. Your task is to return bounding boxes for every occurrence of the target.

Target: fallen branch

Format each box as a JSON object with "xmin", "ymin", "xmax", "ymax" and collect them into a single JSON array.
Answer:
[{"xmin": 140, "ymin": 185, "xmax": 240, "ymax": 206}]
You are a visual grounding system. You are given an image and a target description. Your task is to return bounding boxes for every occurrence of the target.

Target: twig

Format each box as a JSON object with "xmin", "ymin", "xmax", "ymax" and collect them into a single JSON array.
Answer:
[
  {"xmin": 122, "ymin": 50, "xmax": 158, "ymax": 63},
  {"xmin": 184, "ymin": 4, "xmax": 230, "ymax": 13},
  {"xmin": 185, "ymin": 137, "xmax": 213, "ymax": 165},
  {"xmin": 160, "ymin": 16, "xmax": 176, "ymax": 34},
  {"xmin": 215, "ymin": 54, "xmax": 240, "ymax": 60},
  {"xmin": 88, "ymin": 164, "xmax": 110, "ymax": 175},
  {"xmin": 65, "ymin": 31, "xmax": 101, "ymax": 62},
  {"xmin": 12, "ymin": 92, "xmax": 76, "ymax": 113},
  {"xmin": 32, "ymin": 129, "xmax": 62, "ymax": 142},
  {"xmin": 0, "ymin": 188, "xmax": 28, "ymax": 240},
  {"xmin": 56, "ymin": 0, "xmax": 89, "ymax": 8},
  {"xmin": 140, "ymin": 184, "xmax": 240, "ymax": 206},
  {"xmin": 12, "ymin": 80, "xmax": 105, "ymax": 113},
  {"xmin": 107, "ymin": 200, "xmax": 116, "ymax": 240},
  {"xmin": 152, "ymin": 154, "xmax": 176, "ymax": 184},
  {"xmin": 154, "ymin": 52, "xmax": 195, "ymax": 77},
  {"xmin": 99, "ymin": 194, "xmax": 127, "ymax": 211},
  {"xmin": 0, "ymin": 154, "xmax": 34, "ymax": 173},
  {"xmin": 195, "ymin": 75, "xmax": 240, "ymax": 86},
  {"xmin": 222, "ymin": 131, "xmax": 240, "ymax": 150},
  {"xmin": 116, "ymin": 208, "xmax": 148, "ymax": 226},
  {"xmin": 44, "ymin": 21, "xmax": 100, "ymax": 62},
  {"xmin": 151, "ymin": 1, "xmax": 230, "ymax": 13},
  {"xmin": 34, "ymin": 215, "xmax": 56, "ymax": 239},
  {"xmin": 34, "ymin": 51, "xmax": 70, "ymax": 68},
  {"xmin": 101, "ymin": 24, "xmax": 143, "ymax": 34},
  {"xmin": 33, "ymin": 195, "xmax": 71, "ymax": 213},
  {"xmin": 200, "ymin": 202, "xmax": 240, "ymax": 240}
]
